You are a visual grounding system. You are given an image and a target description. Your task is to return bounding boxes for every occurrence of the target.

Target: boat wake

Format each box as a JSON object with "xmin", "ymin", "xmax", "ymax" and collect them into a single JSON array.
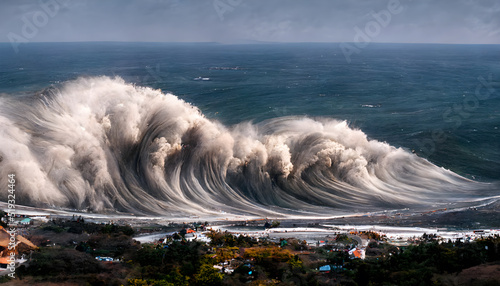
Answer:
[{"xmin": 0, "ymin": 77, "xmax": 498, "ymax": 216}]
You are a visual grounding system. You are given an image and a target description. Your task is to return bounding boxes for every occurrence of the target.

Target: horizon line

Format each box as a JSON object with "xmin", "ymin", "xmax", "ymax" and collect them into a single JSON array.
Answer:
[{"xmin": 0, "ymin": 40, "xmax": 499, "ymax": 46}]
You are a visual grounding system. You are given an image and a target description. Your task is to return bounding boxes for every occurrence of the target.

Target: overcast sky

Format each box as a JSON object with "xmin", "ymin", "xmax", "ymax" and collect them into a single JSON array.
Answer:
[{"xmin": 1, "ymin": 0, "xmax": 499, "ymax": 44}]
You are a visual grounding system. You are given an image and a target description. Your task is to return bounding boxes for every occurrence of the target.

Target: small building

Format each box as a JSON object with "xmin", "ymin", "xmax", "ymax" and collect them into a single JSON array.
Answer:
[
  {"xmin": 319, "ymin": 265, "xmax": 331, "ymax": 272},
  {"xmin": 349, "ymin": 248, "xmax": 366, "ymax": 259},
  {"xmin": 95, "ymin": 256, "xmax": 114, "ymax": 262},
  {"xmin": 17, "ymin": 218, "xmax": 32, "ymax": 225}
]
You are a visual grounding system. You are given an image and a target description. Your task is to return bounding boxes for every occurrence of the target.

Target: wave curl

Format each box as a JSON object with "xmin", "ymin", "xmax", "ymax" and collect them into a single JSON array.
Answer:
[{"xmin": 0, "ymin": 77, "xmax": 496, "ymax": 216}]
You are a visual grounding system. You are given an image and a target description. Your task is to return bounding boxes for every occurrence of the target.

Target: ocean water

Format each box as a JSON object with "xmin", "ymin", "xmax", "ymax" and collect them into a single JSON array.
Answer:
[{"xmin": 0, "ymin": 42, "xmax": 499, "ymax": 217}]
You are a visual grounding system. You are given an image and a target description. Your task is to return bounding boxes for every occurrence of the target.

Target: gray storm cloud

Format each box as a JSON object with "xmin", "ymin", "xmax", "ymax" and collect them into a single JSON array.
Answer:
[{"xmin": 1, "ymin": 0, "xmax": 499, "ymax": 44}]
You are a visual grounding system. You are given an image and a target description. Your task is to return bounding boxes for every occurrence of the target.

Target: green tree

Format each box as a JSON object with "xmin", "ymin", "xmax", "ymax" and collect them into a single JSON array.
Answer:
[
  {"xmin": 194, "ymin": 264, "xmax": 223, "ymax": 286},
  {"xmin": 127, "ymin": 278, "xmax": 149, "ymax": 286}
]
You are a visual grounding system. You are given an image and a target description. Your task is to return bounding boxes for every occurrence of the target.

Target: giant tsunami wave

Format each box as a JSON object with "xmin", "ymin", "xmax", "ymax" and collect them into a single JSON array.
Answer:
[{"xmin": 0, "ymin": 77, "xmax": 497, "ymax": 217}]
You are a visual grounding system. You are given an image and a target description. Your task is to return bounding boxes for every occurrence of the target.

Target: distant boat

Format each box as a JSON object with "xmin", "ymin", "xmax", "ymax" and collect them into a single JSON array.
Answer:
[{"xmin": 193, "ymin": 77, "xmax": 210, "ymax": 81}]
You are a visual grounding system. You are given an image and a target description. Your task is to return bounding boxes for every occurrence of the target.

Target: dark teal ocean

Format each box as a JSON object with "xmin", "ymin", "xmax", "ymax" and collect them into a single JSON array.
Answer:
[{"xmin": 2, "ymin": 42, "xmax": 498, "ymax": 182}]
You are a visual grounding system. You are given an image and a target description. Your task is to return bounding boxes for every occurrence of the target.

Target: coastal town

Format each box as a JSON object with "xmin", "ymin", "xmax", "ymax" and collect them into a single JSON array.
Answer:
[{"xmin": 0, "ymin": 207, "xmax": 499, "ymax": 285}]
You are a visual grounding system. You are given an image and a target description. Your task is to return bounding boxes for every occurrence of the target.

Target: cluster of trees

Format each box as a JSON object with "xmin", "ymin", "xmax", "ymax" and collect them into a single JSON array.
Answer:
[
  {"xmin": 126, "ymin": 263, "xmax": 222, "ymax": 286},
  {"xmin": 128, "ymin": 231, "xmax": 315, "ymax": 285},
  {"xmin": 16, "ymin": 223, "xmax": 138, "ymax": 285},
  {"xmin": 264, "ymin": 220, "xmax": 281, "ymax": 229},
  {"xmin": 42, "ymin": 218, "xmax": 135, "ymax": 235},
  {"xmin": 12, "ymin": 219, "xmax": 137, "ymax": 284},
  {"xmin": 358, "ymin": 230, "xmax": 386, "ymax": 241},
  {"xmin": 243, "ymin": 246, "xmax": 295, "ymax": 263},
  {"xmin": 10, "ymin": 217, "xmax": 500, "ymax": 285},
  {"xmin": 349, "ymin": 235, "xmax": 500, "ymax": 286},
  {"xmin": 206, "ymin": 229, "xmax": 259, "ymax": 247},
  {"xmin": 132, "ymin": 240, "xmax": 217, "ymax": 285}
]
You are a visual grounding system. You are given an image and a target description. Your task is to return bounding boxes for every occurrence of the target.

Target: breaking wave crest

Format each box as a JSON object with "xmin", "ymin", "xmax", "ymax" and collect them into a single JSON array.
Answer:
[{"xmin": 0, "ymin": 77, "xmax": 497, "ymax": 217}]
